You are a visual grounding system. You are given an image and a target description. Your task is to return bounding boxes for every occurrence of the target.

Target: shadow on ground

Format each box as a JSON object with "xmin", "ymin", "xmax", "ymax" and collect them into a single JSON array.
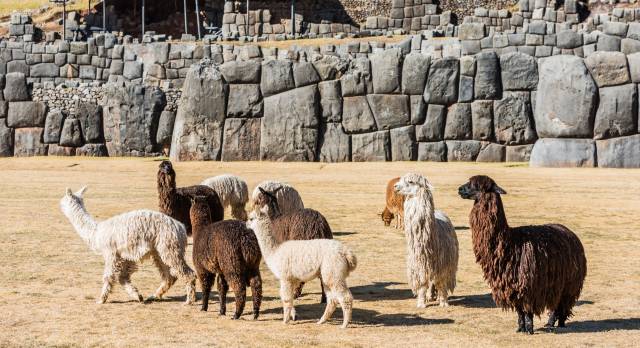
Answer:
[
  {"xmin": 447, "ymin": 293, "xmax": 496, "ymax": 308},
  {"xmin": 333, "ymin": 231, "xmax": 357, "ymax": 237},
  {"xmin": 552, "ymin": 318, "xmax": 640, "ymax": 334},
  {"xmin": 351, "ymin": 282, "xmax": 412, "ymax": 302}
]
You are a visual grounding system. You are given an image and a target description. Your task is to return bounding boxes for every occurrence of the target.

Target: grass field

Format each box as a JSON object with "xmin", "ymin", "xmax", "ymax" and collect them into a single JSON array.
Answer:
[{"xmin": 0, "ymin": 158, "xmax": 638, "ymax": 347}]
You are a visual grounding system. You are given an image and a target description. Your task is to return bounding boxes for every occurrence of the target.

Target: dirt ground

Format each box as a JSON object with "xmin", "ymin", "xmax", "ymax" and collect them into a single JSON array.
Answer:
[{"xmin": 0, "ymin": 157, "xmax": 638, "ymax": 347}]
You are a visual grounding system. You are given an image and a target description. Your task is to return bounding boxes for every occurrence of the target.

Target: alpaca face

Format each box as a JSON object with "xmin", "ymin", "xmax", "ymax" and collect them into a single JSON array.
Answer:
[
  {"xmin": 246, "ymin": 206, "xmax": 268, "ymax": 231},
  {"xmin": 379, "ymin": 208, "xmax": 394, "ymax": 226},
  {"xmin": 158, "ymin": 160, "xmax": 175, "ymax": 176},
  {"xmin": 458, "ymin": 175, "xmax": 507, "ymax": 200},
  {"xmin": 394, "ymin": 173, "xmax": 433, "ymax": 198},
  {"xmin": 60, "ymin": 187, "xmax": 88, "ymax": 215}
]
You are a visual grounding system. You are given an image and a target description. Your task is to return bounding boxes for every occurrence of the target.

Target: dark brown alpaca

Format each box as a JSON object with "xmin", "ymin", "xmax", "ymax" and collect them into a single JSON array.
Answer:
[
  {"xmin": 254, "ymin": 188, "xmax": 333, "ymax": 303},
  {"xmin": 190, "ymin": 196, "xmax": 263, "ymax": 319},
  {"xmin": 459, "ymin": 175, "xmax": 587, "ymax": 334},
  {"xmin": 157, "ymin": 160, "xmax": 224, "ymax": 236}
]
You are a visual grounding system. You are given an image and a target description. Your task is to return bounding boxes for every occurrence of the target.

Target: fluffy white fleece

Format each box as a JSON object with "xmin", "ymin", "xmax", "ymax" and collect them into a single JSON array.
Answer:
[
  {"xmin": 201, "ymin": 174, "xmax": 249, "ymax": 220},
  {"xmin": 251, "ymin": 180, "xmax": 304, "ymax": 214},
  {"xmin": 60, "ymin": 187, "xmax": 196, "ymax": 304}
]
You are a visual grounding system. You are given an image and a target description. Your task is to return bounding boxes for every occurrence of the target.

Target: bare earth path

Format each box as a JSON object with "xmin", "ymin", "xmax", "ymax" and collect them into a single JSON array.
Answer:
[{"xmin": 0, "ymin": 158, "xmax": 638, "ymax": 347}]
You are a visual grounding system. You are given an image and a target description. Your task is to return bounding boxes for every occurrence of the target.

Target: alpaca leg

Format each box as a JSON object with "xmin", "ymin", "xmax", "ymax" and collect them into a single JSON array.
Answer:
[
  {"xmin": 170, "ymin": 257, "xmax": 197, "ymax": 305},
  {"xmin": 416, "ymin": 286, "xmax": 427, "ymax": 308},
  {"xmin": 545, "ymin": 310, "xmax": 557, "ymax": 328},
  {"xmin": 249, "ymin": 273, "xmax": 262, "ymax": 320},
  {"xmin": 149, "ymin": 253, "xmax": 177, "ymax": 301},
  {"xmin": 317, "ymin": 291, "xmax": 337, "ymax": 325},
  {"xmin": 516, "ymin": 309, "xmax": 526, "ymax": 333},
  {"xmin": 217, "ymin": 275, "xmax": 229, "ymax": 316},
  {"xmin": 437, "ymin": 286, "xmax": 449, "ymax": 307},
  {"xmin": 97, "ymin": 257, "xmax": 117, "ymax": 304},
  {"xmin": 228, "ymin": 276, "xmax": 247, "ymax": 320},
  {"xmin": 335, "ymin": 283, "xmax": 354, "ymax": 329},
  {"xmin": 199, "ymin": 272, "xmax": 215, "ymax": 312},
  {"xmin": 118, "ymin": 261, "xmax": 143, "ymax": 302},
  {"xmin": 320, "ymin": 278, "xmax": 327, "ymax": 304},
  {"xmin": 280, "ymin": 281, "xmax": 296, "ymax": 324},
  {"xmin": 427, "ymin": 281, "xmax": 438, "ymax": 301},
  {"xmin": 524, "ymin": 312, "xmax": 534, "ymax": 335},
  {"xmin": 293, "ymin": 282, "xmax": 304, "ymax": 299}
]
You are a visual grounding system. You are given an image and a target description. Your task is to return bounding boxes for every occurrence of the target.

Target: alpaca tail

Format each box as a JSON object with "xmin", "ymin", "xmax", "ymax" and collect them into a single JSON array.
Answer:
[{"xmin": 343, "ymin": 247, "xmax": 357, "ymax": 273}]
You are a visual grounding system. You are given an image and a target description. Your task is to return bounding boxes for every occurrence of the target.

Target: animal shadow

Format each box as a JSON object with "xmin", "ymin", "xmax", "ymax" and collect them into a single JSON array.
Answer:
[
  {"xmin": 576, "ymin": 300, "xmax": 594, "ymax": 306},
  {"xmin": 454, "ymin": 226, "xmax": 469, "ymax": 231},
  {"xmin": 447, "ymin": 293, "xmax": 496, "ymax": 308},
  {"xmin": 333, "ymin": 231, "xmax": 357, "ymax": 237},
  {"xmin": 552, "ymin": 318, "xmax": 640, "ymax": 334},
  {"xmin": 350, "ymin": 282, "xmax": 412, "ymax": 302}
]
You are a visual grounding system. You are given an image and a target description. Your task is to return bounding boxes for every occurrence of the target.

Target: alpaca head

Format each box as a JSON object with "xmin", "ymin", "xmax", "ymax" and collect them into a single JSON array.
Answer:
[
  {"xmin": 60, "ymin": 186, "xmax": 88, "ymax": 216},
  {"xmin": 379, "ymin": 207, "xmax": 394, "ymax": 226},
  {"xmin": 157, "ymin": 160, "xmax": 176, "ymax": 189},
  {"xmin": 246, "ymin": 202, "xmax": 270, "ymax": 230},
  {"xmin": 394, "ymin": 173, "xmax": 434, "ymax": 198},
  {"xmin": 458, "ymin": 175, "xmax": 507, "ymax": 201},
  {"xmin": 253, "ymin": 187, "xmax": 282, "ymax": 218},
  {"xmin": 190, "ymin": 195, "xmax": 211, "ymax": 226}
]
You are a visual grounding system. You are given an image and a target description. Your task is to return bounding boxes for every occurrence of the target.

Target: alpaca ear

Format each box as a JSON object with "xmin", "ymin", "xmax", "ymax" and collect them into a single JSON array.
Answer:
[
  {"xmin": 494, "ymin": 185, "xmax": 507, "ymax": 195},
  {"xmin": 76, "ymin": 186, "xmax": 88, "ymax": 197},
  {"xmin": 259, "ymin": 187, "xmax": 267, "ymax": 195},
  {"xmin": 273, "ymin": 186, "xmax": 283, "ymax": 194},
  {"xmin": 65, "ymin": 188, "xmax": 73, "ymax": 196}
]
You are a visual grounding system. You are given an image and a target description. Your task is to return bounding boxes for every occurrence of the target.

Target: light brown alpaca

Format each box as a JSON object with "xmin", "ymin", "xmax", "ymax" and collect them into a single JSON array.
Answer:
[{"xmin": 380, "ymin": 177, "xmax": 404, "ymax": 229}]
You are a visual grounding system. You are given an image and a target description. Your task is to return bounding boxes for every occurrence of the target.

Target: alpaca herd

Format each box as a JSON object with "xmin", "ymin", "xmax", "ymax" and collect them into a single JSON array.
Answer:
[{"xmin": 60, "ymin": 161, "xmax": 587, "ymax": 334}]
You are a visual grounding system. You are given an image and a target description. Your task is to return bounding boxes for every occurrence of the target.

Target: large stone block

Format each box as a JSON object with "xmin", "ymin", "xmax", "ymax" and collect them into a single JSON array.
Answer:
[
  {"xmin": 7, "ymin": 101, "xmax": 47, "ymax": 128},
  {"xmin": 444, "ymin": 103, "xmax": 472, "ymax": 140},
  {"xmin": 47, "ymin": 144, "xmax": 76, "ymax": 156},
  {"xmin": 220, "ymin": 60, "xmax": 261, "ymax": 83},
  {"xmin": 370, "ymin": 48, "xmax": 402, "ymax": 94},
  {"xmin": 261, "ymin": 60, "xmax": 295, "ymax": 97},
  {"xmin": 156, "ymin": 111, "xmax": 176, "ymax": 146},
  {"xmin": 476, "ymin": 143, "xmax": 505, "ymax": 162},
  {"xmin": 584, "ymin": 51, "xmax": 630, "ymax": 88},
  {"xmin": 556, "ymin": 30, "xmax": 583, "ymax": 49},
  {"xmin": 59, "ymin": 118, "xmax": 83, "ymax": 147},
  {"xmin": 506, "ymin": 144, "xmax": 533, "ymax": 162},
  {"xmin": 260, "ymin": 85, "xmax": 319, "ymax": 161},
  {"xmin": 458, "ymin": 23, "xmax": 486, "ymax": 40},
  {"xmin": 594, "ymin": 84, "xmax": 637, "ymax": 140},
  {"xmin": 474, "ymin": 52, "xmax": 501, "ymax": 100},
  {"xmin": 318, "ymin": 80, "xmax": 342, "ymax": 123},
  {"xmin": 293, "ymin": 62, "xmax": 320, "ymax": 87},
  {"xmin": 0, "ymin": 121, "xmax": 13, "ymax": 157},
  {"xmin": 4, "ymin": 72, "xmax": 29, "ymax": 102},
  {"xmin": 312, "ymin": 55, "xmax": 346, "ymax": 81},
  {"xmin": 424, "ymin": 58, "xmax": 459, "ymax": 105},
  {"xmin": 171, "ymin": 62, "xmax": 226, "ymax": 161},
  {"xmin": 500, "ymin": 52, "xmax": 538, "ymax": 91},
  {"xmin": 494, "ymin": 91, "xmax": 537, "ymax": 145},
  {"xmin": 416, "ymin": 104, "xmax": 446, "ymax": 141},
  {"xmin": 530, "ymin": 138, "xmax": 596, "ymax": 167},
  {"xmin": 342, "ymin": 96, "xmax": 376, "ymax": 134},
  {"xmin": 596, "ymin": 134, "xmax": 640, "ymax": 168},
  {"xmin": 366, "ymin": 94, "xmax": 410, "ymax": 130},
  {"xmin": 222, "ymin": 118, "xmax": 261, "ymax": 161},
  {"xmin": 352, "ymin": 131, "xmax": 390, "ymax": 162},
  {"xmin": 401, "ymin": 53, "xmax": 430, "ymax": 95},
  {"xmin": 535, "ymin": 55, "xmax": 597, "ymax": 138},
  {"xmin": 123, "ymin": 61, "xmax": 143, "ymax": 80},
  {"xmin": 417, "ymin": 142, "xmax": 447, "ymax": 161},
  {"xmin": 446, "ymin": 140, "xmax": 481, "ymax": 161},
  {"xmin": 43, "ymin": 109, "xmax": 65, "ymax": 144},
  {"xmin": 471, "ymin": 100, "xmax": 493, "ymax": 141},
  {"xmin": 318, "ymin": 122, "xmax": 350, "ymax": 162},
  {"xmin": 390, "ymin": 126, "xmax": 416, "ymax": 161},
  {"xmin": 14, "ymin": 127, "xmax": 47, "ymax": 157},
  {"xmin": 30, "ymin": 63, "xmax": 59, "ymax": 78},
  {"xmin": 227, "ymin": 84, "xmax": 263, "ymax": 118},
  {"xmin": 410, "ymin": 95, "xmax": 426, "ymax": 125},
  {"xmin": 76, "ymin": 102, "xmax": 103, "ymax": 143}
]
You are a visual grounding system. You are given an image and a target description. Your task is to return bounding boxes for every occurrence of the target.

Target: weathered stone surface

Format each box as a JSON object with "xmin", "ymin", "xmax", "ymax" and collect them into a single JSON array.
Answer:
[
  {"xmin": 370, "ymin": 48, "xmax": 402, "ymax": 94},
  {"xmin": 476, "ymin": 143, "xmax": 505, "ymax": 162},
  {"xmin": 529, "ymin": 138, "xmax": 596, "ymax": 167},
  {"xmin": 156, "ymin": 111, "xmax": 176, "ymax": 145},
  {"xmin": 471, "ymin": 100, "xmax": 493, "ymax": 141},
  {"xmin": 76, "ymin": 143, "xmax": 108, "ymax": 157},
  {"xmin": 556, "ymin": 30, "xmax": 583, "ymax": 49},
  {"xmin": 0, "ymin": 121, "xmax": 13, "ymax": 157},
  {"xmin": 47, "ymin": 144, "xmax": 76, "ymax": 156},
  {"xmin": 506, "ymin": 144, "xmax": 534, "ymax": 162},
  {"xmin": 390, "ymin": 125, "xmax": 416, "ymax": 161},
  {"xmin": 319, "ymin": 122, "xmax": 350, "ymax": 162},
  {"xmin": 446, "ymin": 140, "xmax": 482, "ymax": 161},
  {"xmin": 261, "ymin": 85, "xmax": 319, "ymax": 161},
  {"xmin": 293, "ymin": 62, "xmax": 320, "ymax": 87},
  {"xmin": 30, "ymin": 63, "xmax": 58, "ymax": 78},
  {"xmin": 535, "ymin": 55, "xmax": 597, "ymax": 138},
  {"xmin": 401, "ymin": 53, "xmax": 430, "ymax": 95},
  {"xmin": 222, "ymin": 118, "xmax": 261, "ymax": 161},
  {"xmin": 628, "ymin": 52, "xmax": 640, "ymax": 83},
  {"xmin": 366, "ymin": 94, "xmax": 410, "ymax": 130},
  {"xmin": 410, "ymin": 95, "xmax": 426, "ymax": 125},
  {"xmin": 227, "ymin": 84, "xmax": 263, "ymax": 118},
  {"xmin": 444, "ymin": 103, "xmax": 472, "ymax": 140},
  {"xmin": 416, "ymin": 104, "xmax": 446, "ymax": 141},
  {"xmin": 14, "ymin": 127, "xmax": 47, "ymax": 157},
  {"xmin": 76, "ymin": 102, "xmax": 103, "ymax": 143},
  {"xmin": 424, "ymin": 58, "xmax": 459, "ymax": 105},
  {"xmin": 594, "ymin": 84, "xmax": 637, "ymax": 140},
  {"xmin": 474, "ymin": 52, "xmax": 501, "ymax": 100},
  {"xmin": 4, "ymin": 72, "xmax": 29, "ymax": 101},
  {"xmin": 459, "ymin": 23, "xmax": 486, "ymax": 40},
  {"xmin": 342, "ymin": 96, "xmax": 376, "ymax": 133},
  {"xmin": 417, "ymin": 141, "xmax": 447, "ymax": 161},
  {"xmin": 59, "ymin": 118, "xmax": 83, "ymax": 147},
  {"xmin": 312, "ymin": 55, "xmax": 347, "ymax": 81},
  {"xmin": 171, "ymin": 62, "xmax": 226, "ymax": 161},
  {"xmin": 43, "ymin": 109, "xmax": 65, "ymax": 144},
  {"xmin": 123, "ymin": 61, "xmax": 143, "ymax": 80},
  {"xmin": 340, "ymin": 57, "xmax": 371, "ymax": 97},
  {"xmin": 494, "ymin": 92, "xmax": 536, "ymax": 145},
  {"xmin": 596, "ymin": 134, "xmax": 640, "ymax": 168},
  {"xmin": 7, "ymin": 101, "xmax": 47, "ymax": 128},
  {"xmin": 352, "ymin": 130, "xmax": 390, "ymax": 162},
  {"xmin": 260, "ymin": 60, "xmax": 295, "ymax": 97},
  {"xmin": 500, "ymin": 52, "xmax": 538, "ymax": 90},
  {"xmin": 584, "ymin": 51, "xmax": 630, "ymax": 87},
  {"xmin": 220, "ymin": 60, "xmax": 261, "ymax": 83},
  {"xmin": 458, "ymin": 75, "xmax": 474, "ymax": 102},
  {"xmin": 319, "ymin": 80, "xmax": 342, "ymax": 122}
]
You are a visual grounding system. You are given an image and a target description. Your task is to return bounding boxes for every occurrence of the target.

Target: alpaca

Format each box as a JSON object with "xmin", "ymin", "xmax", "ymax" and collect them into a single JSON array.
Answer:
[
  {"xmin": 394, "ymin": 173, "xmax": 459, "ymax": 308},
  {"xmin": 190, "ymin": 196, "xmax": 262, "ymax": 319},
  {"xmin": 247, "ymin": 206, "xmax": 357, "ymax": 328},
  {"xmin": 60, "ymin": 186, "xmax": 196, "ymax": 304},
  {"xmin": 251, "ymin": 180, "xmax": 304, "ymax": 215},
  {"xmin": 157, "ymin": 160, "xmax": 224, "ymax": 235},
  {"xmin": 379, "ymin": 177, "xmax": 404, "ymax": 229},
  {"xmin": 201, "ymin": 174, "xmax": 249, "ymax": 221},
  {"xmin": 459, "ymin": 175, "xmax": 587, "ymax": 334},
  {"xmin": 253, "ymin": 187, "xmax": 333, "ymax": 303}
]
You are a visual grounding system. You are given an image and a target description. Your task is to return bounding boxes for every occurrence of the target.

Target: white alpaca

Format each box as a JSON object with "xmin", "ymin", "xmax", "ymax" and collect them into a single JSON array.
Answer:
[
  {"xmin": 251, "ymin": 180, "xmax": 304, "ymax": 215},
  {"xmin": 247, "ymin": 207, "xmax": 357, "ymax": 328},
  {"xmin": 201, "ymin": 174, "xmax": 249, "ymax": 220},
  {"xmin": 60, "ymin": 187, "xmax": 196, "ymax": 305},
  {"xmin": 394, "ymin": 173, "xmax": 459, "ymax": 308}
]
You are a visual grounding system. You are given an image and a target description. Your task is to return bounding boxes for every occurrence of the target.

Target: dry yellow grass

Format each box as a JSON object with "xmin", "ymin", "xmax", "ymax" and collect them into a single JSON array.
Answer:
[{"xmin": 0, "ymin": 157, "xmax": 639, "ymax": 347}]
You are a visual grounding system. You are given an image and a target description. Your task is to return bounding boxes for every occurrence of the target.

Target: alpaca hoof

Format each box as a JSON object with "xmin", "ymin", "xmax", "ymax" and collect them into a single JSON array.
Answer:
[
  {"xmin": 439, "ymin": 302, "xmax": 449, "ymax": 308},
  {"xmin": 231, "ymin": 315, "xmax": 240, "ymax": 320},
  {"xmin": 144, "ymin": 296, "xmax": 157, "ymax": 303},
  {"xmin": 341, "ymin": 324, "xmax": 349, "ymax": 329},
  {"xmin": 416, "ymin": 302, "xmax": 427, "ymax": 309},
  {"xmin": 137, "ymin": 295, "xmax": 144, "ymax": 303},
  {"xmin": 317, "ymin": 319, "xmax": 326, "ymax": 325},
  {"xmin": 96, "ymin": 299, "xmax": 106, "ymax": 305},
  {"xmin": 253, "ymin": 314, "xmax": 259, "ymax": 321},
  {"xmin": 516, "ymin": 327, "xmax": 525, "ymax": 333},
  {"xmin": 200, "ymin": 307, "xmax": 208, "ymax": 312}
]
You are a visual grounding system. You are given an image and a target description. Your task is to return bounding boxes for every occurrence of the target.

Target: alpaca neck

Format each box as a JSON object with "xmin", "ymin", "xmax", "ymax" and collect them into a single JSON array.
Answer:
[
  {"xmin": 158, "ymin": 173, "xmax": 177, "ymax": 210},
  {"xmin": 470, "ymin": 193, "xmax": 510, "ymax": 260},
  {"xmin": 251, "ymin": 217, "xmax": 280, "ymax": 274},
  {"xmin": 190, "ymin": 208, "xmax": 211, "ymax": 237},
  {"xmin": 64, "ymin": 201, "xmax": 99, "ymax": 250},
  {"xmin": 407, "ymin": 189, "xmax": 437, "ymax": 235}
]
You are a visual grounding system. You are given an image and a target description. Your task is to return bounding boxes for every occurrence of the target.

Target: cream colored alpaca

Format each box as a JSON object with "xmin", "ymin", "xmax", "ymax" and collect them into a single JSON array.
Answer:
[
  {"xmin": 394, "ymin": 173, "xmax": 459, "ymax": 308},
  {"xmin": 247, "ymin": 207, "xmax": 357, "ymax": 328},
  {"xmin": 251, "ymin": 180, "xmax": 304, "ymax": 215},
  {"xmin": 60, "ymin": 187, "xmax": 196, "ymax": 305},
  {"xmin": 201, "ymin": 174, "xmax": 249, "ymax": 220}
]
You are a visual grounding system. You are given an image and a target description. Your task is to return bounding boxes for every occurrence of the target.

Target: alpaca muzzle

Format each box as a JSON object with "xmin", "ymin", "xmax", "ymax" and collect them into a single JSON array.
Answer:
[{"xmin": 458, "ymin": 185, "xmax": 474, "ymax": 199}]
